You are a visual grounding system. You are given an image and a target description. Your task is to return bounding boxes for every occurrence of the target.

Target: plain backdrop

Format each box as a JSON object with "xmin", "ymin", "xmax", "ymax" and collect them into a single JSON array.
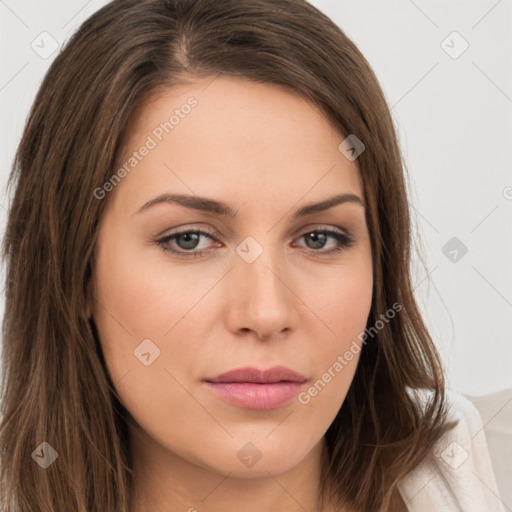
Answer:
[{"xmin": 0, "ymin": 0, "xmax": 511, "ymax": 397}]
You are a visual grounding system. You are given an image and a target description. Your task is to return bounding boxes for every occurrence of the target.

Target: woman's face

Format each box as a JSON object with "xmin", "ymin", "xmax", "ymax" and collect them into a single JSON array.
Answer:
[{"xmin": 89, "ymin": 76, "xmax": 373, "ymax": 480}]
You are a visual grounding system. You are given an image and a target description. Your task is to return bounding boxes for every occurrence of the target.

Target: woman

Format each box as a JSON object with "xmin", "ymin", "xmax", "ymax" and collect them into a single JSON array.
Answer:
[{"xmin": 0, "ymin": 0, "xmax": 504, "ymax": 511}]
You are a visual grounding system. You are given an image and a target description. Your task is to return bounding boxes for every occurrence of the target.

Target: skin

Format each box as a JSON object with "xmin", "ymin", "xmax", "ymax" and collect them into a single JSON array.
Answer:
[{"xmin": 87, "ymin": 76, "xmax": 373, "ymax": 512}]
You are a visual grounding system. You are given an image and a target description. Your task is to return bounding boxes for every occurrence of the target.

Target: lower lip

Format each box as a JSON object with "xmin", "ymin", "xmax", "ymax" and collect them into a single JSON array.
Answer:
[{"xmin": 203, "ymin": 381, "xmax": 305, "ymax": 410}]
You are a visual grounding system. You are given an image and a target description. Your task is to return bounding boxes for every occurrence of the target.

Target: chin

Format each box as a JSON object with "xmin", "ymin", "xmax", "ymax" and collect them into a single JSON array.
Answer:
[{"xmin": 196, "ymin": 440, "xmax": 312, "ymax": 478}]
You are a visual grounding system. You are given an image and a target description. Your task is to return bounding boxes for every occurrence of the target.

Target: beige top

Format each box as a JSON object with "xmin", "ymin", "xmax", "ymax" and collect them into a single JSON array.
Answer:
[{"xmin": 398, "ymin": 389, "xmax": 507, "ymax": 511}]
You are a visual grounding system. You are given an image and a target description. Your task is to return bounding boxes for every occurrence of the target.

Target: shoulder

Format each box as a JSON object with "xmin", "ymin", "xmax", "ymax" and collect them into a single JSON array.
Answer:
[{"xmin": 397, "ymin": 388, "xmax": 506, "ymax": 512}]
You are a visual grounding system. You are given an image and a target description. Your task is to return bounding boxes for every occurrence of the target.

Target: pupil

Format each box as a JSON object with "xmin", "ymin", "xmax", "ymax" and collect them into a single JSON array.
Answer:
[
  {"xmin": 306, "ymin": 232, "xmax": 326, "ymax": 249},
  {"xmin": 178, "ymin": 233, "xmax": 199, "ymax": 250}
]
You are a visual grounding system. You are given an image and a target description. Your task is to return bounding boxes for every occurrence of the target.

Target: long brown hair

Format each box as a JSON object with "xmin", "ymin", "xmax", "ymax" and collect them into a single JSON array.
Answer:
[{"xmin": 0, "ymin": 0, "xmax": 456, "ymax": 510}]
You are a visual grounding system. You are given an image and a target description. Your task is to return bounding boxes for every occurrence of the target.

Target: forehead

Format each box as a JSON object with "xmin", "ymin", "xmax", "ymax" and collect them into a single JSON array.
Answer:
[{"xmin": 110, "ymin": 76, "xmax": 364, "ymax": 217}]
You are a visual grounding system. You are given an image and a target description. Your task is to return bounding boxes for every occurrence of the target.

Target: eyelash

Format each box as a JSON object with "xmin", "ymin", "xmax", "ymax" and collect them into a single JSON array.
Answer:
[{"xmin": 155, "ymin": 227, "xmax": 355, "ymax": 259}]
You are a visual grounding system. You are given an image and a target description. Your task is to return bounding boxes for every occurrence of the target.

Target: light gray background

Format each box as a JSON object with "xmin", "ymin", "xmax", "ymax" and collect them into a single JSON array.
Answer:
[{"xmin": 1, "ymin": 0, "xmax": 511, "ymax": 396}]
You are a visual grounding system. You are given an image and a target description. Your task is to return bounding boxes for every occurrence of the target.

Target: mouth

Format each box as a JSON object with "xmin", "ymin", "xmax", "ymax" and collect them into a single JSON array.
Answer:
[{"xmin": 202, "ymin": 365, "xmax": 307, "ymax": 410}]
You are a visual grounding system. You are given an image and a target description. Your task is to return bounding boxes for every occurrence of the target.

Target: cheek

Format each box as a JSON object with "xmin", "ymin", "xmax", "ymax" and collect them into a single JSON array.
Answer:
[
  {"xmin": 312, "ymin": 257, "xmax": 373, "ymax": 346},
  {"xmin": 91, "ymin": 239, "xmax": 206, "ymax": 430},
  {"xmin": 92, "ymin": 233, "xmax": 229, "ymax": 409},
  {"xmin": 91, "ymin": 236, "xmax": 184, "ymax": 383},
  {"xmin": 300, "ymin": 258, "xmax": 373, "ymax": 408},
  {"xmin": 93, "ymin": 235, "xmax": 201, "ymax": 339}
]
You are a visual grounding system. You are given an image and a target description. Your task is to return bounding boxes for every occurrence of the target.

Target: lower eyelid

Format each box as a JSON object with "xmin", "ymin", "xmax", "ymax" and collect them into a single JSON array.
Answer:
[{"xmin": 157, "ymin": 228, "xmax": 353, "ymax": 256}]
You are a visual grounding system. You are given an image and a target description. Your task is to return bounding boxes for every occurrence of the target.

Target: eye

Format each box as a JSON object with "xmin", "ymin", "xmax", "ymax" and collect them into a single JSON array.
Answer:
[
  {"xmin": 155, "ymin": 227, "xmax": 354, "ymax": 258},
  {"xmin": 156, "ymin": 228, "xmax": 218, "ymax": 258},
  {"xmin": 294, "ymin": 229, "xmax": 354, "ymax": 254}
]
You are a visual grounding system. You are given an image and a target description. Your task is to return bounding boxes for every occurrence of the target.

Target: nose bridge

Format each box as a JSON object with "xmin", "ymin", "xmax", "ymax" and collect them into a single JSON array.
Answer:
[
  {"xmin": 230, "ymin": 235, "xmax": 297, "ymax": 338},
  {"xmin": 238, "ymin": 238, "xmax": 285, "ymax": 301}
]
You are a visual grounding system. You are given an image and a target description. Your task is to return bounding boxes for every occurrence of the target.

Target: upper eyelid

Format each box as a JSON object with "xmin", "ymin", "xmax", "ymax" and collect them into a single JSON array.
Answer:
[
  {"xmin": 159, "ymin": 224, "xmax": 350, "ymax": 239},
  {"xmin": 158, "ymin": 224, "xmax": 352, "ymax": 246}
]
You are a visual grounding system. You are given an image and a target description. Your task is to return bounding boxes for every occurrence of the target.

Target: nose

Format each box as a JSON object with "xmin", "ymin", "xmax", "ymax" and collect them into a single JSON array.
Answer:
[{"xmin": 224, "ymin": 245, "xmax": 299, "ymax": 341}]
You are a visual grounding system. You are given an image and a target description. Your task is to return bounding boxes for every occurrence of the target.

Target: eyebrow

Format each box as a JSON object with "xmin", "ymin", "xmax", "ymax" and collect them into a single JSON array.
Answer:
[{"xmin": 135, "ymin": 192, "xmax": 364, "ymax": 219}]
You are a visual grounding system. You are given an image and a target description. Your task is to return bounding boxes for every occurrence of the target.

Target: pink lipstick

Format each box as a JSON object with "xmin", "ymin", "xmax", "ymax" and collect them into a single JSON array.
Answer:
[{"xmin": 203, "ymin": 365, "xmax": 307, "ymax": 410}]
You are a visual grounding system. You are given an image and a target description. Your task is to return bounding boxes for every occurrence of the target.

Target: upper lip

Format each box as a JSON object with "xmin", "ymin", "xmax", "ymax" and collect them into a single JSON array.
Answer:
[{"xmin": 204, "ymin": 365, "xmax": 307, "ymax": 384}]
